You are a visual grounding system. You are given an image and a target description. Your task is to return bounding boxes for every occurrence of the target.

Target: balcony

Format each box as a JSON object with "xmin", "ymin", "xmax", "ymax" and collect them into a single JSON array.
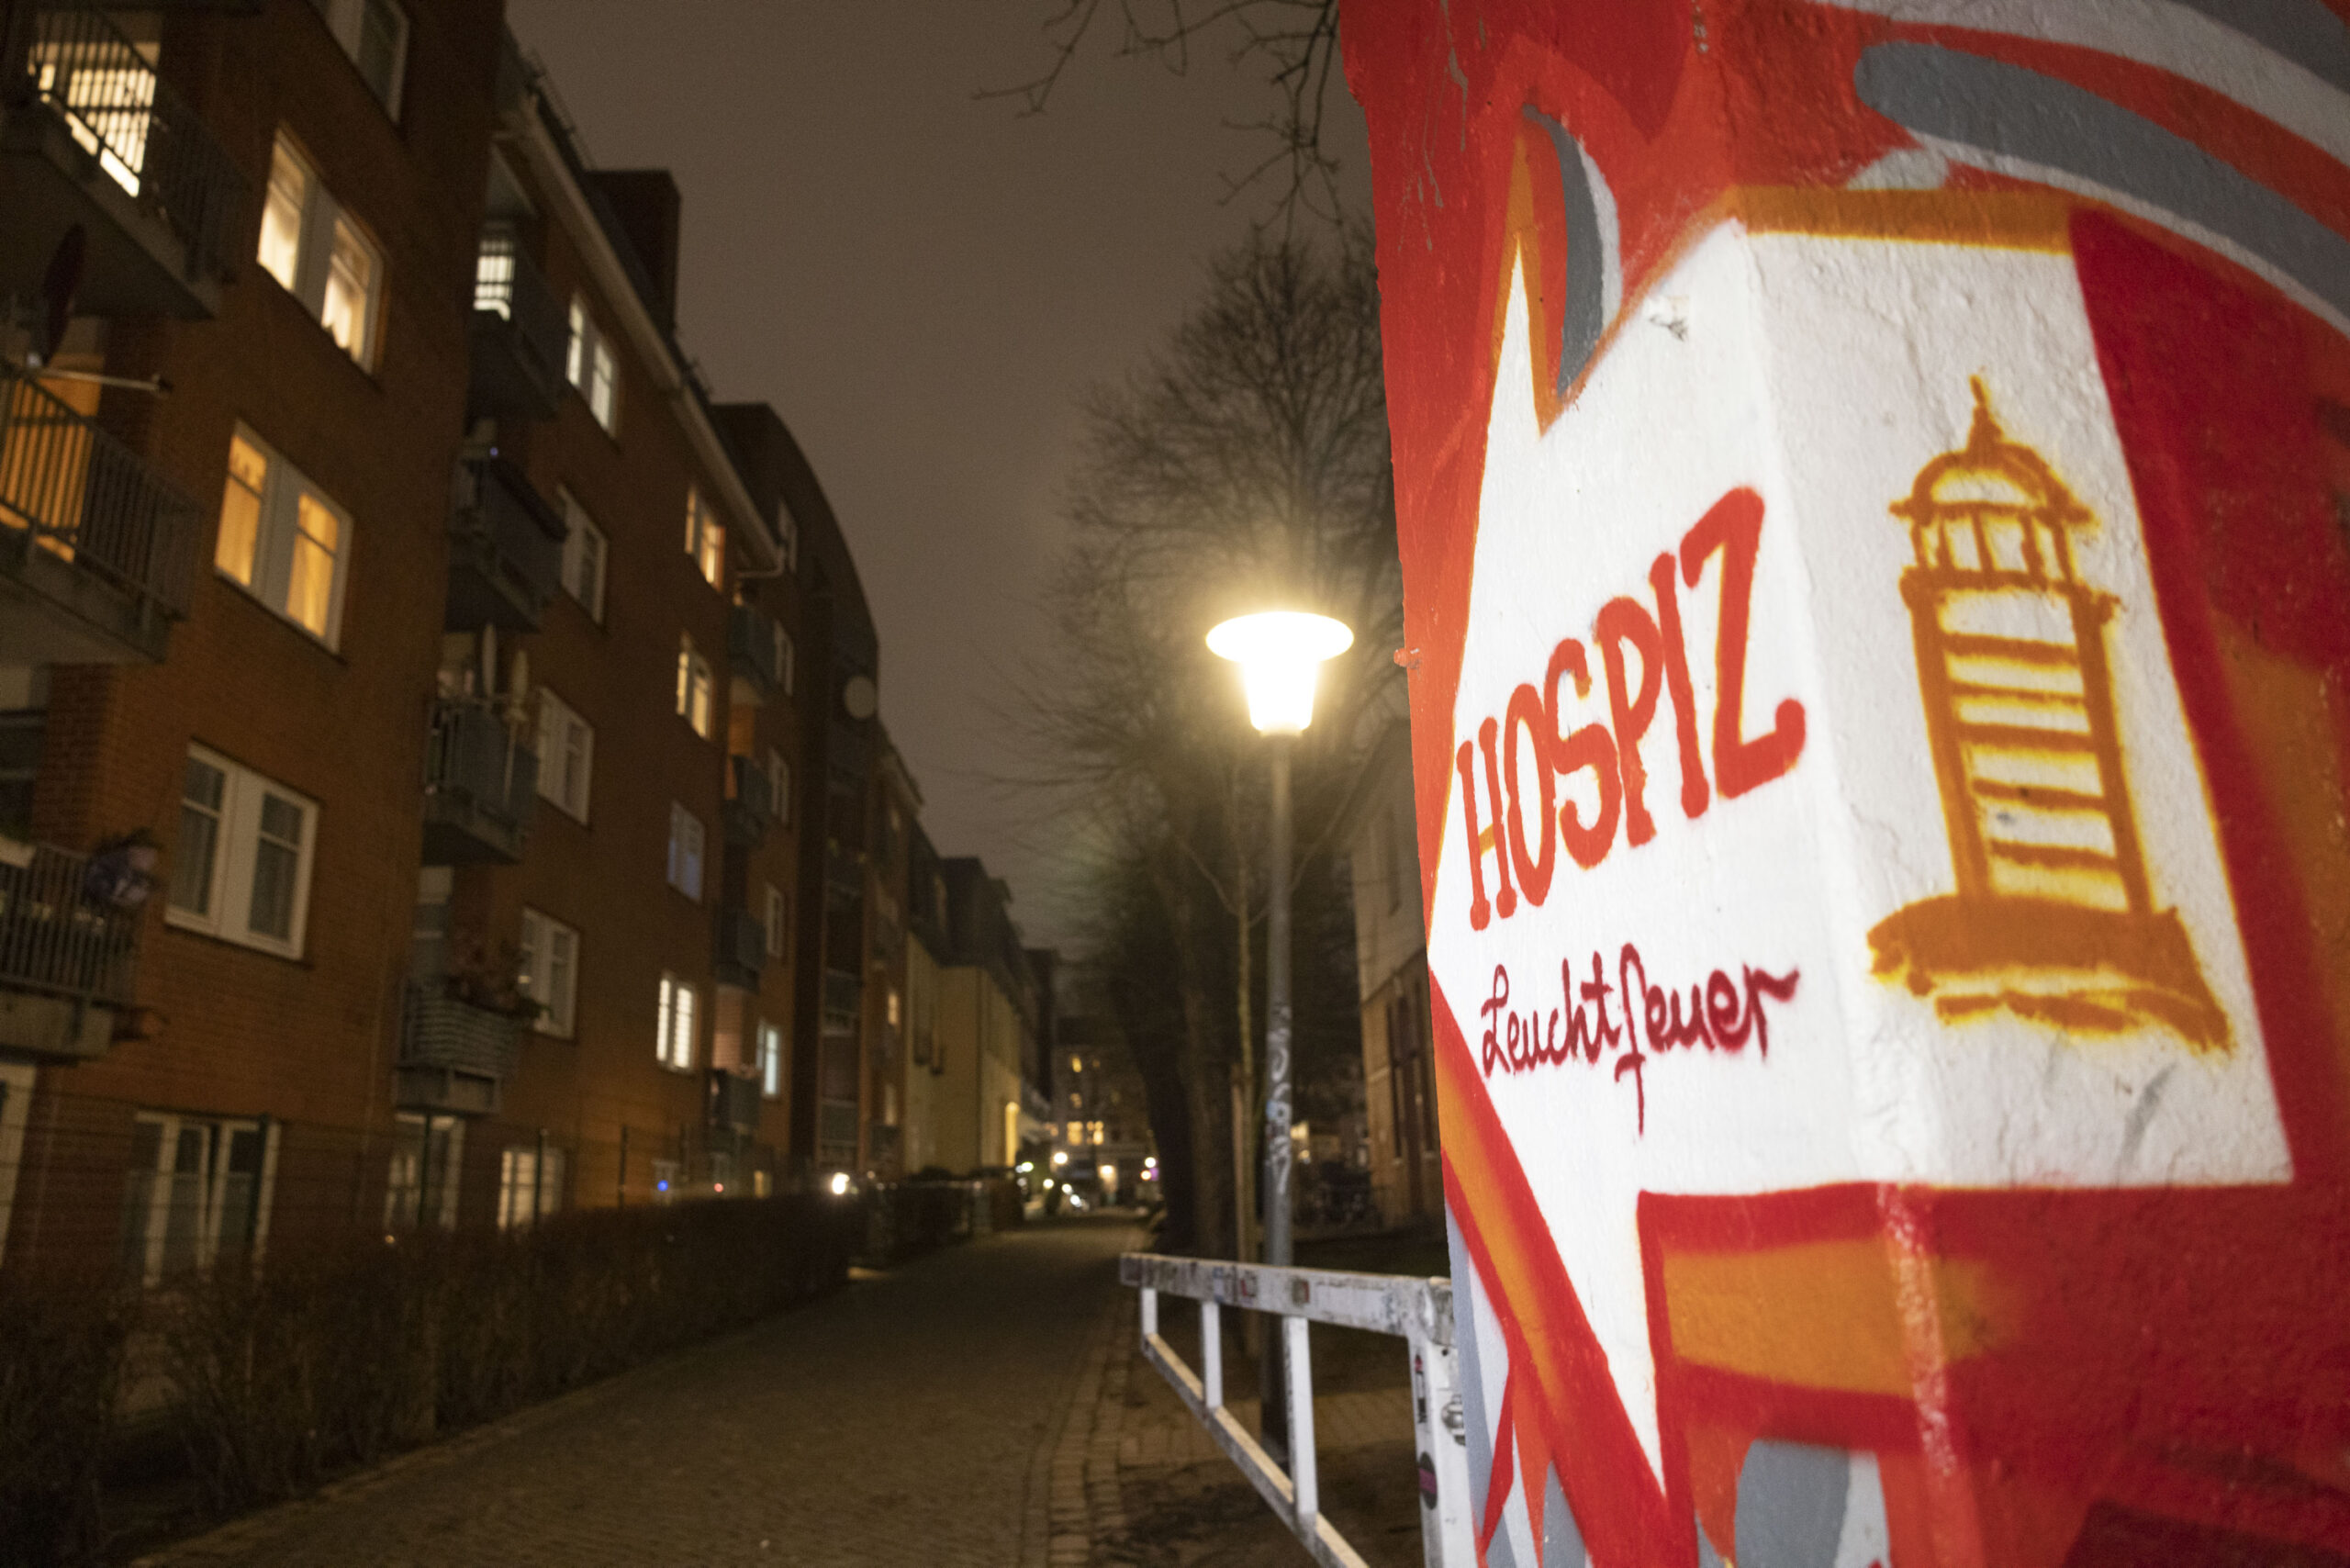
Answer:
[
  {"xmin": 727, "ymin": 601, "xmax": 780, "ymax": 705},
  {"xmin": 824, "ymin": 841, "xmax": 863, "ymax": 898},
  {"xmin": 724, "ymin": 754, "xmax": 774, "ymax": 848},
  {"xmin": 445, "ymin": 455, "xmax": 565, "ymax": 633},
  {"xmin": 0, "ymin": 365, "xmax": 196, "ymax": 664},
  {"xmin": 0, "ymin": 838, "xmax": 140, "ymax": 1061},
  {"xmin": 397, "ymin": 980, "xmax": 525, "ymax": 1117},
  {"xmin": 0, "ymin": 7, "xmax": 249, "ymax": 319},
  {"xmin": 421, "ymin": 698, "xmax": 537, "ymax": 866},
  {"xmin": 716, "ymin": 905, "xmax": 766, "ymax": 989},
  {"xmin": 709, "ymin": 1069, "xmax": 762, "ymax": 1135},
  {"xmin": 469, "ymin": 227, "xmax": 567, "ymax": 421},
  {"xmin": 822, "ymin": 967, "xmax": 862, "ymax": 1036}
]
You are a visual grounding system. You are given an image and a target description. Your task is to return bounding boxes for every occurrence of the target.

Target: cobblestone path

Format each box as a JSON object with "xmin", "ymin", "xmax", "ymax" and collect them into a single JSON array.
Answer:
[{"xmin": 140, "ymin": 1215, "xmax": 1141, "ymax": 1568}]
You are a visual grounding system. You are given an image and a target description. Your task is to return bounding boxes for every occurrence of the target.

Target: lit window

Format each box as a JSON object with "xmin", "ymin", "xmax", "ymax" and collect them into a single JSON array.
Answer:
[
  {"xmin": 385, "ymin": 1112, "xmax": 461, "ymax": 1232},
  {"xmin": 309, "ymin": 0, "xmax": 408, "ymax": 113},
  {"xmin": 255, "ymin": 133, "xmax": 383, "ymax": 368},
  {"xmin": 215, "ymin": 427, "xmax": 351, "ymax": 646},
  {"xmin": 759, "ymin": 1022, "xmax": 784, "ymax": 1099},
  {"xmin": 121, "ymin": 1114, "xmax": 276, "ymax": 1287},
  {"xmin": 666, "ymin": 801, "xmax": 704, "ymax": 902},
  {"xmin": 557, "ymin": 488, "xmax": 607, "ymax": 622},
  {"xmin": 497, "ymin": 1144, "xmax": 565, "ymax": 1230},
  {"xmin": 676, "ymin": 634, "xmax": 714, "ymax": 739},
  {"xmin": 566, "ymin": 295, "xmax": 619, "ymax": 432},
  {"xmin": 519, "ymin": 906, "xmax": 579, "ymax": 1037},
  {"xmin": 686, "ymin": 487, "xmax": 724, "ymax": 587},
  {"xmin": 657, "ymin": 973, "xmax": 698, "ymax": 1070},
  {"xmin": 887, "ymin": 990, "xmax": 901, "ymax": 1028},
  {"xmin": 764, "ymin": 882, "xmax": 787, "ymax": 958},
  {"xmin": 532, "ymin": 687, "xmax": 594, "ymax": 823},
  {"xmin": 167, "ymin": 745, "xmax": 318, "ymax": 959}
]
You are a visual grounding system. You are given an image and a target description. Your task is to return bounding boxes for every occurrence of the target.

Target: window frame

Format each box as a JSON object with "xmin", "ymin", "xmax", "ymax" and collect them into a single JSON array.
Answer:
[
  {"xmin": 496, "ymin": 1143, "xmax": 565, "ymax": 1230},
  {"xmin": 686, "ymin": 486, "xmax": 724, "ymax": 588},
  {"xmin": 532, "ymin": 687, "xmax": 595, "ymax": 823},
  {"xmin": 656, "ymin": 972, "xmax": 698, "ymax": 1070},
  {"xmin": 767, "ymin": 747, "xmax": 790, "ymax": 825},
  {"xmin": 759, "ymin": 1021, "xmax": 783, "ymax": 1100},
  {"xmin": 676, "ymin": 634, "xmax": 714, "ymax": 739},
  {"xmin": 763, "ymin": 881, "xmax": 787, "ymax": 958},
  {"xmin": 666, "ymin": 801, "xmax": 705, "ymax": 902},
  {"xmin": 308, "ymin": 0, "xmax": 409, "ymax": 117},
  {"xmin": 556, "ymin": 487, "xmax": 608, "ymax": 622},
  {"xmin": 166, "ymin": 745, "xmax": 319, "ymax": 960},
  {"xmin": 566, "ymin": 294, "xmax": 620, "ymax": 433},
  {"xmin": 120, "ymin": 1112, "xmax": 279, "ymax": 1288},
  {"xmin": 519, "ymin": 906, "xmax": 580, "ymax": 1038},
  {"xmin": 384, "ymin": 1111, "xmax": 462, "ymax": 1233},
  {"xmin": 216, "ymin": 424, "xmax": 352, "ymax": 649},
  {"xmin": 255, "ymin": 131, "xmax": 385, "ymax": 370}
]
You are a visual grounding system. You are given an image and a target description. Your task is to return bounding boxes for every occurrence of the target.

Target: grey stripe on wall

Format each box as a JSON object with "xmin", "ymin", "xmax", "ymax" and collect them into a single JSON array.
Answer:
[
  {"xmin": 1523, "ymin": 106, "xmax": 1609, "ymax": 396},
  {"xmin": 2168, "ymin": 0, "xmax": 2350, "ymax": 95},
  {"xmin": 1855, "ymin": 40, "xmax": 2350, "ymax": 324}
]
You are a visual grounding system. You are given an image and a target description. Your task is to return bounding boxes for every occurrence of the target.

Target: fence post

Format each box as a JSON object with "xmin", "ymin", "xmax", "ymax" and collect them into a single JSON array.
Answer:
[
  {"xmin": 1284, "ymin": 1312, "xmax": 1317, "ymax": 1536},
  {"xmin": 1201, "ymin": 1297, "xmax": 1222, "ymax": 1410}
]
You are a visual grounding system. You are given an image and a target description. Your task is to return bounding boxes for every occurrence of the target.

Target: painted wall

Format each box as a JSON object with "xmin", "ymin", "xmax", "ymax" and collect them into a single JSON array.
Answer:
[{"xmin": 1339, "ymin": 4, "xmax": 2350, "ymax": 1564}]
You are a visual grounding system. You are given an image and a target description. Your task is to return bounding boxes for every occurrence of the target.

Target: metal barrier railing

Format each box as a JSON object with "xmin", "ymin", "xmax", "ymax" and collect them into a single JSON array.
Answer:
[
  {"xmin": 22, "ymin": 6, "xmax": 250, "ymax": 285},
  {"xmin": 0, "ymin": 365, "xmax": 197, "ymax": 623},
  {"xmin": 1123, "ymin": 1252, "xmax": 1474, "ymax": 1568}
]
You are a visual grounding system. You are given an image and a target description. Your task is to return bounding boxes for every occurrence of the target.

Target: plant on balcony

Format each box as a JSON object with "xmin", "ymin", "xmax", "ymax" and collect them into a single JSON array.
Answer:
[{"xmin": 438, "ymin": 936, "xmax": 542, "ymax": 1023}]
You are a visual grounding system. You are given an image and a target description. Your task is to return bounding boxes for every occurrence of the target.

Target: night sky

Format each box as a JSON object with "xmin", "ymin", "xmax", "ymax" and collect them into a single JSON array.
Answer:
[{"xmin": 502, "ymin": 2, "xmax": 1373, "ymax": 948}]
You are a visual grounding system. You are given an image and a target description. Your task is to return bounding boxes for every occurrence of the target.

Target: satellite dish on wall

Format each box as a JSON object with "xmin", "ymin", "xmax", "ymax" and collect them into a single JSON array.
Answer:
[{"xmin": 841, "ymin": 674, "xmax": 878, "ymax": 721}]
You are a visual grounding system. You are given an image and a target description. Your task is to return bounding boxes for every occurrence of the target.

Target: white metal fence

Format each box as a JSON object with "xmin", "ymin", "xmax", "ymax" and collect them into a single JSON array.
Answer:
[{"xmin": 1121, "ymin": 1252, "xmax": 1474, "ymax": 1568}]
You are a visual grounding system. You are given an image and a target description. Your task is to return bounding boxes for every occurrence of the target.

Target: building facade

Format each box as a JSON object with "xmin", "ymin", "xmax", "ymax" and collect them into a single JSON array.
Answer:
[{"xmin": 0, "ymin": 2, "xmax": 875, "ymax": 1282}]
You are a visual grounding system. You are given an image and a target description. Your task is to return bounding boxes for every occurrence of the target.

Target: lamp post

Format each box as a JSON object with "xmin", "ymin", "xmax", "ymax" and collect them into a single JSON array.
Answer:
[{"xmin": 1206, "ymin": 608, "xmax": 1352, "ymax": 1463}]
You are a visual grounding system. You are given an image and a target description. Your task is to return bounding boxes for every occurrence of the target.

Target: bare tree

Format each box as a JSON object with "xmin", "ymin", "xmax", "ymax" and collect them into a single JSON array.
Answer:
[
  {"xmin": 1021, "ymin": 229, "xmax": 1401, "ymax": 1255},
  {"xmin": 985, "ymin": 0, "xmax": 1348, "ymax": 229}
]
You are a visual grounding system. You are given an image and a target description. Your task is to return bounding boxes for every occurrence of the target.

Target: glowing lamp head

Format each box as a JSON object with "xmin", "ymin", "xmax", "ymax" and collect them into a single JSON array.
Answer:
[
  {"xmin": 828, "ymin": 1171, "xmax": 851, "ymax": 1197},
  {"xmin": 1205, "ymin": 611, "xmax": 1354, "ymax": 735},
  {"xmin": 1051, "ymin": 1150, "xmax": 1069, "ymax": 1167}
]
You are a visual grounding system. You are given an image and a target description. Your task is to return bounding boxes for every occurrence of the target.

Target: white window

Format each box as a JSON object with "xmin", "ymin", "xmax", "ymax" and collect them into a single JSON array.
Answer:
[
  {"xmin": 256, "ymin": 133, "xmax": 384, "ymax": 368},
  {"xmin": 121, "ymin": 1113, "xmax": 277, "ymax": 1287},
  {"xmin": 167, "ymin": 746, "xmax": 318, "ymax": 958},
  {"xmin": 767, "ymin": 747, "xmax": 790, "ymax": 826},
  {"xmin": 497, "ymin": 1144, "xmax": 565, "ymax": 1230},
  {"xmin": 686, "ymin": 487, "xmax": 724, "ymax": 587},
  {"xmin": 666, "ymin": 801, "xmax": 704, "ymax": 902},
  {"xmin": 764, "ymin": 882, "xmax": 787, "ymax": 958},
  {"xmin": 759, "ymin": 1021, "xmax": 783, "ymax": 1099},
  {"xmin": 309, "ymin": 0, "xmax": 408, "ymax": 113},
  {"xmin": 217, "ymin": 427, "xmax": 351, "ymax": 646},
  {"xmin": 566, "ymin": 294, "xmax": 619, "ymax": 432},
  {"xmin": 656, "ymin": 973, "xmax": 698, "ymax": 1070},
  {"xmin": 385, "ymin": 1112, "xmax": 461, "ymax": 1232},
  {"xmin": 676, "ymin": 634, "xmax": 714, "ymax": 739},
  {"xmin": 532, "ymin": 688, "xmax": 594, "ymax": 823},
  {"xmin": 519, "ymin": 907, "xmax": 579, "ymax": 1037},
  {"xmin": 557, "ymin": 488, "xmax": 607, "ymax": 622}
]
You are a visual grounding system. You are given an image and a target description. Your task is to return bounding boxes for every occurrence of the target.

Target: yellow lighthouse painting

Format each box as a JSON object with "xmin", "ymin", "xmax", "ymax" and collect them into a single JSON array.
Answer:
[{"xmin": 1865, "ymin": 379, "xmax": 2230, "ymax": 1052}]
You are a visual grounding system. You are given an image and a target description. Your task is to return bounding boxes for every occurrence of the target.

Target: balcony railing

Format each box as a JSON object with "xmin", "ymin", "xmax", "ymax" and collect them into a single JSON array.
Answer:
[
  {"xmin": 725, "ymin": 754, "xmax": 774, "ymax": 848},
  {"xmin": 716, "ymin": 906, "xmax": 766, "ymax": 987},
  {"xmin": 0, "ymin": 365, "xmax": 196, "ymax": 661},
  {"xmin": 469, "ymin": 226, "xmax": 567, "ymax": 420},
  {"xmin": 446, "ymin": 454, "xmax": 565, "ymax": 633},
  {"xmin": 709, "ymin": 1069, "xmax": 762, "ymax": 1134},
  {"xmin": 727, "ymin": 601, "xmax": 780, "ymax": 700},
  {"xmin": 421, "ymin": 698, "xmax": 537, "ymax": 865},
  {"xmin": 0, "ymin": 840, "xmax": 138, "ymax": 1010},
  {"xmin": 12, "ymin": 6, "xmax": 249, "ymax": 303},
  {"xmin": 397, "ymin": 980, "xmax": 525, "ymax": 1116}
]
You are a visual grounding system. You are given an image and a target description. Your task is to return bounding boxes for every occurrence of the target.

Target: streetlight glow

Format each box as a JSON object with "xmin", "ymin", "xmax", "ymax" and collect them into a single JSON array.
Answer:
[{"xmin": 1205, "ymin": 611, "xmax": 1354, "ymax": 735}]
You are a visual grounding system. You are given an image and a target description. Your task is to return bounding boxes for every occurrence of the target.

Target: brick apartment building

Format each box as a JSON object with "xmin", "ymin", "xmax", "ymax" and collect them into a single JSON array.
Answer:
[{"xmin": 0, "ymin": 0, "xmax": 886, "ymax": 1283}]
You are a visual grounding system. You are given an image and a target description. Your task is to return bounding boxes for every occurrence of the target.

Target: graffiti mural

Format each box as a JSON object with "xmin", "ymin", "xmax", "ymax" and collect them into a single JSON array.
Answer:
[{"xmin": 1339, "ymin": 2, "xmax": 2350, "ymax": 1565}]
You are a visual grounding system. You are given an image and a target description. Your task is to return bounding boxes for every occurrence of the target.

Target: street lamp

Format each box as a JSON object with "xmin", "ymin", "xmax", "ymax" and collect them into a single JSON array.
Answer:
[{"xmin": 1207, "ymin": 608, "xmax": 1352, "ymax": 1463}]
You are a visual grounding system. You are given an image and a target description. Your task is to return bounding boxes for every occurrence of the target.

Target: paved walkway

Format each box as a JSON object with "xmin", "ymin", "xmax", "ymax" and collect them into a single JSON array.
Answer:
[{"xmin": 139, "ymin": 1215, "xmax": 1142, "ymax": 1568}]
